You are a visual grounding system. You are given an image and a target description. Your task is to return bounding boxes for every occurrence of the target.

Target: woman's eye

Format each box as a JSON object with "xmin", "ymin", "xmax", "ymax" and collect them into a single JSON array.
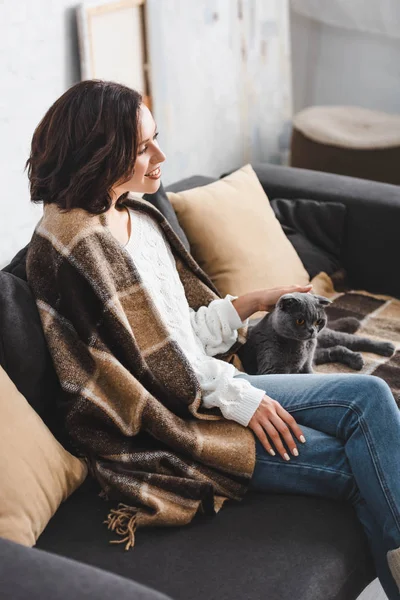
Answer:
[
  {"xmin": 138, "ymin": 131, "xmax": 160, "ymax": 155},
  {"xmin": 296, "ymin": 319, "xmax": 305, "ymax": 325}
]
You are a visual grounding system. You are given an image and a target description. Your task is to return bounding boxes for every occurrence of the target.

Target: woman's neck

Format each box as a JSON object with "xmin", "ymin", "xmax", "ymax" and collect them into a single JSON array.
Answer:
[{"xmin": 107, "ymin": 203, "xmax": 131, "ymax": 246}]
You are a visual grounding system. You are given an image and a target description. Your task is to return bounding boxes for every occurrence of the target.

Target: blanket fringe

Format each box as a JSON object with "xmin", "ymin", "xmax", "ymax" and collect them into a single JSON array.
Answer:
[{"xmin": 103, "ymin": 503, "xmax": 139, "ymax": 551}]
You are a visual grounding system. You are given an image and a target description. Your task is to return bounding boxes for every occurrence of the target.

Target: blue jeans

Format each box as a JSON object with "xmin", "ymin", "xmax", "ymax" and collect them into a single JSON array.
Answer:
[{"xmin": 234, "ymin": 372, "xmax": 400, "ymax": 600}]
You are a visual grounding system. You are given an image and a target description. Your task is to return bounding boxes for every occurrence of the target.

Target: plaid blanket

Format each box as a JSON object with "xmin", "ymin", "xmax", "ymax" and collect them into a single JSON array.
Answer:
[
  {"xmin": 26, "ymin": 195, "xmax": 256, "ymax": 551},
  {"xmin": 311, "ymin": 272, "xmax": 400, "ymax": 405}
]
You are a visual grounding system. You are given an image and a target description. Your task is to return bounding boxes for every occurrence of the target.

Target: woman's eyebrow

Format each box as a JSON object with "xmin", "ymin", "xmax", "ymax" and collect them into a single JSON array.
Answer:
[{"xmin": 139, "ymin": 123, "xmax": 158, "ymax": 145}]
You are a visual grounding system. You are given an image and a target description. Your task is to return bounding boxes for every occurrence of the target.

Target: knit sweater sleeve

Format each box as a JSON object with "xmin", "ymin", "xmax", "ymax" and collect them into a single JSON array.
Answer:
[
  {"xmin": 189, "ymin": 295, "xmax": 265, "ymax": 426},
  {"xmin": 198, "ymin": 361, "xmax": 266, "ymax": 427},
  {"xmin": 189, "ymin": 294, "xmax": 248, "ymax": 356}
]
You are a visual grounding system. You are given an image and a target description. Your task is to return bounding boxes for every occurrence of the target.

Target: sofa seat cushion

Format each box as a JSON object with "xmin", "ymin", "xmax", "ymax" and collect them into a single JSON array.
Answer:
[{"xmin": 36, "ymin": 476, "xmax": 375, "ymax": 600}]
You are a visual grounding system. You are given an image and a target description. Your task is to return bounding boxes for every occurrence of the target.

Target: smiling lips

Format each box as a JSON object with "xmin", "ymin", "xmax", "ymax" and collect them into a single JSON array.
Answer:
[{"xmin": 145, "ymin": 166, "xmax": 161, "ymax": 179}]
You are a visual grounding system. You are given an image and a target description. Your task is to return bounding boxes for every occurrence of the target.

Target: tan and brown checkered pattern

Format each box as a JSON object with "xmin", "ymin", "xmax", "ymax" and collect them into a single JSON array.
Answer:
[
  {"xmin": 311, "ymin": 272, "xmax": 400, "ymax": 405},
  {"xmin": 26, "ymin": 195, "xmax": 256, "ymax": 551}
]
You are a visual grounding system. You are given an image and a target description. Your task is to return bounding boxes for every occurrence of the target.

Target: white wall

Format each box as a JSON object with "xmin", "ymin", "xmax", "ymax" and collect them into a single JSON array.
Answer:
[
  {"xmin": 146, "ymin": 0, "xmax": 292, "ymax": 186},
  {"xmin": 0, "ymin": 0, "xmax": 81, "ymax": 268},
  {"xmin": 290, "ymin": 8, "xmax": 400, "ymax": 115}
]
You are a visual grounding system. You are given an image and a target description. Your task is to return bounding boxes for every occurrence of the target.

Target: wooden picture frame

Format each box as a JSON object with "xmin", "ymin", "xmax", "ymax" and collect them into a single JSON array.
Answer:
[{"xmin": 76, "ymin": 0, "xmax": 152, "ymax": 109}]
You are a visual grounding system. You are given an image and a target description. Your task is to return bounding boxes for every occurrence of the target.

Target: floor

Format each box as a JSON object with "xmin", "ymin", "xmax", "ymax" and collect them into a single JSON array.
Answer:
[{"xmin": 357, "ymin": 578, "xmax": 388, "ymax": 599}]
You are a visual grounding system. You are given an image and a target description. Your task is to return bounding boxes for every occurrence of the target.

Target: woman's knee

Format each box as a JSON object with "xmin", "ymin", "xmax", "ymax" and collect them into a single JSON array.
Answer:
[{"xmin": 349, "ymin": 374, "xmax": 394, "ymax": 409}]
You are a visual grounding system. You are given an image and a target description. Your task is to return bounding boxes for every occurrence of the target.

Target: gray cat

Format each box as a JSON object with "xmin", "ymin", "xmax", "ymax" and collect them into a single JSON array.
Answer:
[{"xmin": 238, "ymin": 292, "xmax": 396, "ymax": 375}]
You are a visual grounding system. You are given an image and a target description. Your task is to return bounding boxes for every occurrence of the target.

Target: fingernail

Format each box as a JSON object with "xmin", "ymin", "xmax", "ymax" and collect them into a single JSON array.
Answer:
[
  {"xmin": 300, "ymin": 435, "xmax": 306, "ymax": 443},
  {"xmin": 292, "ymin": 448, "xmax": 299, "ymax": 456},
  {"xmin": 284, "ymin": 453, "xmax": 290, "ymax": 461},
  {"xmin": 269, "ymin": 449, "xmax": 276, "ymax": 456}
]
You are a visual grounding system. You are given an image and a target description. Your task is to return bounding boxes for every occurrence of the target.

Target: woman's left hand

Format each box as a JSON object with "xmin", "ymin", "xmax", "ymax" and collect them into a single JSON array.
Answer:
[{"xmin": 257, "ymin": 283, "xmax": 313, "ymax": 312}]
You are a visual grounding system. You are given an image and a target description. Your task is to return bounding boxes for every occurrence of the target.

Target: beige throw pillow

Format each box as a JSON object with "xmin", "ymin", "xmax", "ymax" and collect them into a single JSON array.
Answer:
[
  {"xmin": 167, "ymin": 164, "xmax": 310, "ymax": 299},
  {"xmin": 0, "ymin": 365, "xmax": 88, "ymax": 546}
]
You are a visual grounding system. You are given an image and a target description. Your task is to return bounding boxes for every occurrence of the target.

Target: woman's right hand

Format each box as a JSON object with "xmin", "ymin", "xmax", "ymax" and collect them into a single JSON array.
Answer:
[{"xmin": 248, "ymin": 395, "xmax": 306, "ymax": 461}]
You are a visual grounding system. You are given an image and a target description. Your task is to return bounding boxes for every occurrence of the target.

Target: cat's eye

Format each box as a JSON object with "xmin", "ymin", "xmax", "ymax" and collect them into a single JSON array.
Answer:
[
  {"xmin": 296, "ymin": 319, "xmax": 305, "ymax": 326},
  {"xmin": 315, "ymin": 319, "xmax": 322, "ymax": 326}
]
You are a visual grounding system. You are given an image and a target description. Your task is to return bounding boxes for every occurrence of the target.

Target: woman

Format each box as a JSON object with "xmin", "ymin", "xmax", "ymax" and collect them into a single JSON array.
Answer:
[{"xmin": 26, "ymin": 80, "xmax": 400, "ymax": 599}]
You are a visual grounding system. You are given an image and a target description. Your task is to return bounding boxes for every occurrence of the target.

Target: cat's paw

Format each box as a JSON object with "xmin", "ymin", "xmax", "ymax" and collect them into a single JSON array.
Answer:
[
  {"xmin": 348, "ymin": 352, "xmax": 364, "ymax": 371},
  {"xmin": 378, "ymin": 342, "xmax": 396, "ymax": 357}
]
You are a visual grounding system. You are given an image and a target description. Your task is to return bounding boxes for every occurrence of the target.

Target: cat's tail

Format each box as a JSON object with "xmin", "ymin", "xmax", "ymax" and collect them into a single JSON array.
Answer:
[{"xmin": 328, "ymin": 317, "xmax": 361, "ymax": 334}]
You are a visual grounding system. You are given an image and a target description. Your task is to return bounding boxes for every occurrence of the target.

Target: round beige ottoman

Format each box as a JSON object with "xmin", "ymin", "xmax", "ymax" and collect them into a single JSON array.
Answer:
[{"xmin": 290, "ymin": 106, "xmax": 400, "ymax": 185}]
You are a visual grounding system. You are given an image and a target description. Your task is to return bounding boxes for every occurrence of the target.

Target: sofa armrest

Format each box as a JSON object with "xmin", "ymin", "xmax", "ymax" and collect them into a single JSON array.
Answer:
[
  {"xmin": 249, "ymin": 163, "xmax": 400, "ymax": 298},
  {"xmin": 0, "ymin": 537, "xmax": 174, "ymax": 600}
]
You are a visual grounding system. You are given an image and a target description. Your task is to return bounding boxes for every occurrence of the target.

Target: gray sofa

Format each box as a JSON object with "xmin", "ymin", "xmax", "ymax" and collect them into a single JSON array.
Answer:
[{"xmin": 2, "ymin": 162, "xmax": 400, "ymax": 600}]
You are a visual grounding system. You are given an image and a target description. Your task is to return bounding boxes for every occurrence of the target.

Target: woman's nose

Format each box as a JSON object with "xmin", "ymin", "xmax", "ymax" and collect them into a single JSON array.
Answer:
[{"xmin": 151, "ymin": 149, "xmax": 166, "ymax": 165}]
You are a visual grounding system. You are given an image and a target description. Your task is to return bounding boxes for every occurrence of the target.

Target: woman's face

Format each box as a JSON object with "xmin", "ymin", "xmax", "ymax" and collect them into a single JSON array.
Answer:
[{"xmin": 113, "ymin": 103, "xmax": 166, "ymax": 198}]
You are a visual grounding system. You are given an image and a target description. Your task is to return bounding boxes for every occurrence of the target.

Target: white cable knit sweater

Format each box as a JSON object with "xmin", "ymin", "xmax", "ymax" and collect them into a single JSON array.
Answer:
[{"xmin": 124, "ymin": 207, "xmax": 266, "ymax": 427}]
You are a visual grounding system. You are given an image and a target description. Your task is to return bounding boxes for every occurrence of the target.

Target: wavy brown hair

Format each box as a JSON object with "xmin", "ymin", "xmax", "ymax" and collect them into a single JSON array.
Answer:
[{"xmin": 26, "ymin": 80, "xmax": 142, "ymax": 213}]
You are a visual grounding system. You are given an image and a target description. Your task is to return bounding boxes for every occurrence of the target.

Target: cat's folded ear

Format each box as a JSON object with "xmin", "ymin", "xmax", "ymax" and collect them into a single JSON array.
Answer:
[
  {"xmin": 278, "ymin": 294, "xmax": 299, "ymax": 310},
  {"xmin": 313, "ymin": 294, "xmax": 333, "ymax": 306}
]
